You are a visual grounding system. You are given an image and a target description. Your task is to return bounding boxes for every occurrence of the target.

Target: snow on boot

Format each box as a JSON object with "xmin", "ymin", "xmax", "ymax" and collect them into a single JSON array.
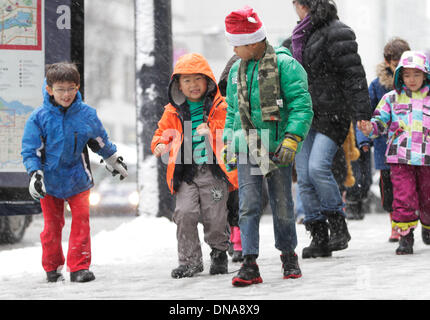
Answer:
[
  {"xmin": 281, "ymin": 252, "xmax": 302, "ymax": 279},
  {"xmin": 422, "ymin": 227, "xmax": 430, "ymax": 245},
  {"xmin": 171, "ymin": 263, "xmax": 204, "ymax": 279},
  {"xmin": 232, "ymin": 250, "xmax": 244, "ymax": 263},
  {"xmin": 70, "ymin": 269, "xmax": 95, "ymax": 283},
  {"xmin": 209, "ymin": 249, "xmax": 228, "ymax": 275},
  {"xmin": 46, "ymin": 270, "xmax": 65, "ymax": 283},
  {"xmin": 325, "ymin": 211, "xmax": 351, "ymax": 251},
  {"xmin": 302, "ymin": 220, "xmax": 332, "ymax": 259},
  {"xmin": 232, "ymin": 255, "xmax": 262, "ymax": 287},
  {"xmin": 396, "ymin": 230, "xmax": 414, "ymax": 255}
]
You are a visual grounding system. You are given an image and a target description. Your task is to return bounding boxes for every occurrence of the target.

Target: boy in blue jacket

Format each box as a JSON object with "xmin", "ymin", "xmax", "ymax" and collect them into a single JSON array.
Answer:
[{"xmin": 21, "ymin": 62, "xmax": 128, "ymax": 283}]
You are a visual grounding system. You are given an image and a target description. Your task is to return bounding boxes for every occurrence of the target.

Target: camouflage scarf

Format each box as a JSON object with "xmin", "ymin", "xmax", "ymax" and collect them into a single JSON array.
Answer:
[{"xmin": 237, "ymin": 40, "xmax": 280, "ymax": 176}]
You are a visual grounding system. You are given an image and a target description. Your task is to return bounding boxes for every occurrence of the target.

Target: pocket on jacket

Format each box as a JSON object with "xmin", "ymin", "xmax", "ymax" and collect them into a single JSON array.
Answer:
[{"xmin": 393, "ymin": 104, "xmax": 411, "ymax": 115}]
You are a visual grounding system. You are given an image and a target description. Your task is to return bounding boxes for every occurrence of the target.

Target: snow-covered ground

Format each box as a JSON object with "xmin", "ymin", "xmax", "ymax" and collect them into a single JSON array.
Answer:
[{"xmin": 1, "ymin": 212, "xmax": 429, "ymax": 300}]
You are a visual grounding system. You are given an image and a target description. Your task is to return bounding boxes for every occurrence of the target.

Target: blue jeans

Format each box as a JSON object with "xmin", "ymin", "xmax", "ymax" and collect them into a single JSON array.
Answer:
[
  {"xmin": 237, "ymin": 153, "xmax": 297, "ymax": 256},
  {"xmin": 294, "ymin": 183, "xmax": 305, "ymax": 218},
  {"xmin": 295, "ymin": 129, "xmax": 345, "ymax": 224}
]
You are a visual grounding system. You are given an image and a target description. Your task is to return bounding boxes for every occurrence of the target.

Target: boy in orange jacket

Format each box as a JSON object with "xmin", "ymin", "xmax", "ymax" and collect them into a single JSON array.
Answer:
[{"xmin": 151, "ymin": 53, "xmax": 238, "ymax": 278}]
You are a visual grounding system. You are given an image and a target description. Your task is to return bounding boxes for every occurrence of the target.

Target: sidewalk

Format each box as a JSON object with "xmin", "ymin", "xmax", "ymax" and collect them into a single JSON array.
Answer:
[{"xmin": 1, "ymin": 213, "xmax": 429, "ymax": 299}]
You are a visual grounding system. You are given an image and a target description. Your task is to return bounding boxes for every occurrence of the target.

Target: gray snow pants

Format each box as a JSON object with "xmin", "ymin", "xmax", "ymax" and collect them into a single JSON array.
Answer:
[{"xmin": 173, "ymin": 165, "xmax": 229, "ymax": 266}]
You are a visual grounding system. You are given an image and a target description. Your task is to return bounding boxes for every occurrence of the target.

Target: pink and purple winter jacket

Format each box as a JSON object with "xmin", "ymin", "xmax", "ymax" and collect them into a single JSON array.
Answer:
[{"xmin": 369, "ymin": 51, "xmax": 430, "ymax": 166}]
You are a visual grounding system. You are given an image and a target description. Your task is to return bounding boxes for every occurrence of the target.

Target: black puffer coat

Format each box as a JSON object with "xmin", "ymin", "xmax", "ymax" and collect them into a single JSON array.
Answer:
[{"xmin": 283, "ymin": 19, "xmax": 371, "ymax": 146}]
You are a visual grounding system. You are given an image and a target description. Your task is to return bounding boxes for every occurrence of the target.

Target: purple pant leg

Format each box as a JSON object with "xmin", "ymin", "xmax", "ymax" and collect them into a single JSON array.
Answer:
[
  {"xmin": 390, "ymin": 164, "xmax": 419, "ymax": 223},
  {"xmin": 417, "ymin": 166, "xmax": 430, "ymax": 226}
]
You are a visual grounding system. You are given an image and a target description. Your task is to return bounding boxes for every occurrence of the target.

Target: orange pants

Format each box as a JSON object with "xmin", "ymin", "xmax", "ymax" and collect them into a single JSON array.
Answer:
[{"xmin": 40, "ymin": 190, "xmax": 91, "ymax": 273}]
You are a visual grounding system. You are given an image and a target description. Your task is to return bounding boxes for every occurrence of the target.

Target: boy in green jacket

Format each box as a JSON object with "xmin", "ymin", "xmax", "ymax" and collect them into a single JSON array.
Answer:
[{"xmin": 222, "ymin": 6, "xmax": 313, "ymax": 286}]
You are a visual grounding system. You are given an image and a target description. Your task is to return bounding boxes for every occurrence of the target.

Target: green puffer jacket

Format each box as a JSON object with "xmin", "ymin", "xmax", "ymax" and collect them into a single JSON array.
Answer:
[{"xmin": 223, "ymin": 46, "xmax": 314, "ymax": 154}]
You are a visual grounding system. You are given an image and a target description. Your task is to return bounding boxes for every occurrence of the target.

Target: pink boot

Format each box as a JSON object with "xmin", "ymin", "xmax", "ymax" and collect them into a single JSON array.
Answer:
[
  {"xmin": 389, "ymin": 213, "xmax": 400, "ymax": 242},
  {"xmin": 230, "ymin": 226, "xmax": 243, "ymax": 262}
]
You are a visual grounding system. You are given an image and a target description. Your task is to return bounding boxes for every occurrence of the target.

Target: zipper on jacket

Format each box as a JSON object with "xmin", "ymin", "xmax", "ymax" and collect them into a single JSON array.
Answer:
[
  {"xmin": 73, "ymin": 132, "xmax": 77, "ymax": 154},
  {"xmin": 276, "ymin": 122, "xmax": 279, "ymax": 141}
]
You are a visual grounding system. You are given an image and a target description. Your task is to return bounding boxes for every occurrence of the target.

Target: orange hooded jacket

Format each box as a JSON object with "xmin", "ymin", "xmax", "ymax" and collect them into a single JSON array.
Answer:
[{"xmin": 151, "ymin": 53, "xmax": 238, "ymax": 194}]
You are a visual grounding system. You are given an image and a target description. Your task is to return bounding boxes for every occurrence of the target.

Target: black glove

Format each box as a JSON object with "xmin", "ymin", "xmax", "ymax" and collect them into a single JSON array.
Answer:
[
  {"xmin": 29, "ymin": 170, "xmax": 46, "ymax": 200},
  {"xmin": 102, "ymin": 153, "xmax": 128, "ymax": 180}
]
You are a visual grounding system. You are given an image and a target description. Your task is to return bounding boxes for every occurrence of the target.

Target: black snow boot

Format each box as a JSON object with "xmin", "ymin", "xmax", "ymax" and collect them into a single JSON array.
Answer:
[
  {"xmin": 422, "ymin": 227, "xmax": 430, "ymax": 245},
  {"xmin": 46, "ymin": 270, "xmax": 65, "ymax": 283},
  {"xmin": 396, "ymin": 230, "xmax": 414, "ymax": 255},
  {"xmin": 345, "ymin": 200, "xmax": 364, "ymax": 220},
  {"xmin": 209, "ymin": 249, "xmax": 228, "ymax": 275},
  {"xmin": 325, "ymin": 211, "xmax": 351, "ymax": 251},
  {"xmin": 232, "ymin": 250, "xmax": 244, "ymax": 263},
  {"xmin": 171, "ymin": 263, "xmax": 204, "ymax": 279},
  {"xmin": 281, "ymin": 252, "xmax": 302, "ymax": 279},
  {"xmin": 302, "ymin": 220, "xmax": 332, "ymax": 259},
  {"xmin": 232, "ymin": 255, "xmax": 262, "ymax": 287},
  {"xmin": 70, "ymin": 269, "xmax": 95, "ymax": 283}
]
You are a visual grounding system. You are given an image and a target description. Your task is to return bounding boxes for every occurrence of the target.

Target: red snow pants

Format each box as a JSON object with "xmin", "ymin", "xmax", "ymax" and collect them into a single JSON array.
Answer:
[{"xmin": 40, "ymin": 190, "xmax": 91, "ymax": 273}]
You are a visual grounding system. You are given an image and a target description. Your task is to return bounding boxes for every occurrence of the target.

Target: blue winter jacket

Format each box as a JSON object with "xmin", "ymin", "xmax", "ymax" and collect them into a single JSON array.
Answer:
[
  {"xmin": 21, "ymin": 85, "xmax": 117, "ymax": 199},
  {"xmin": 368, "ymin": 76, "xmax": 390, "ymax": 170}
]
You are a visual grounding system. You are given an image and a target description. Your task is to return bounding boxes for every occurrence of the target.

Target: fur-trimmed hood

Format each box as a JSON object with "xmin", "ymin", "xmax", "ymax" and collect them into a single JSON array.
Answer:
[{"xmin": 376, "ymin": 62, "xmax": 394, "ymax": 90}]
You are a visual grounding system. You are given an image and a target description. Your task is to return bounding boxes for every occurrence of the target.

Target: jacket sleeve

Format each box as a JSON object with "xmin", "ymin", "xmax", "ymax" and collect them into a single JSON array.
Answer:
[
  {"xmin": 369, "ymin": 94, "xmax": 392, "ymax": 139},
  {"xmin": 222, "ymin": 67, "xmax": 238, "ymax": 144},
  {"xmin": 21, "ymin": 111, "xmax": 43, "ymax": 175},
  {"xmin": 279, "ymin": 57, "xmax": 314, "ymax": 140},
  {"xmin": 151, "ymin": 107, "xmax": 178, "ymax": 154},
  {"xmin": 368, "ymin": 79, "xmax": 381, "ymax": 112},
  {"xmin": 87, "ymin": 109, "xmax": 117, "ymax": 159},
  {"xmin": 327, "ymin": 24, "xmax": 372, "ymax": 121}
]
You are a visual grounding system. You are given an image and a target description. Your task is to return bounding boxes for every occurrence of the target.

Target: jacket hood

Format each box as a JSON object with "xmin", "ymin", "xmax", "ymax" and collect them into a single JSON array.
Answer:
[
  {"xmin": 275, "ymin": 45, "xmax": 293, "ymax": 57},
  {"xmin": 394, "ymin": 51, "xmax": 430, "ymax": 92},
  {"xmin": 168, "ymin": 53, "xmax": 218, "ymax": 107}
]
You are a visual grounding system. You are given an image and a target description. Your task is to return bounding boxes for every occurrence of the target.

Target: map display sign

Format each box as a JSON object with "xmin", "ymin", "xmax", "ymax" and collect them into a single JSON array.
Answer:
[
  {"xmin": 0, "ymin": 0, "xmax": 42, "ymax": 50},
  {"xmin": 0, "ymin": 0, "xmax": 44, "ymax": 174}
]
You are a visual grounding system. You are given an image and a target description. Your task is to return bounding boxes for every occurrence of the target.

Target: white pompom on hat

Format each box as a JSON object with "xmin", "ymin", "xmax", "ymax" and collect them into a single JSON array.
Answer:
[{"xmin": 224, "ymin": 6, "xmax": 266, "ymax": 46}]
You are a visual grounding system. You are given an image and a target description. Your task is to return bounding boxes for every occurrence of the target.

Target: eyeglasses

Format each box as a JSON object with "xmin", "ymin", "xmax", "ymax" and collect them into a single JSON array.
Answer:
[{"xmin": 52, "ymin": 87, "xmax": 78, "ymax": 95}]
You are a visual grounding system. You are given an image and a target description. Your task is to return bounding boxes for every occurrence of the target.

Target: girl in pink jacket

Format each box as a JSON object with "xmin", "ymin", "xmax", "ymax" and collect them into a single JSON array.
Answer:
[{"xmin": 358, "ymin": 51, "xmax": 430, "ymax": 255}]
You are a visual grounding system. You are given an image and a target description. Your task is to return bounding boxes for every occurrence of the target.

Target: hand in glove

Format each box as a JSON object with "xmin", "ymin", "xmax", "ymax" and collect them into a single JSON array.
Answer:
[
  {"xmin": 103, "ymin": 153, "xmax": 128, "ymax": 180},
  {"xmin": 273, "ymin": 133, "xmax": 302, "ymax": 165},
  {"xmin": 29, "ymin": 170, "xmax": 46, "ymax": 200},
  {"xmin": 221, "ymin": 143, "xmax": 237, "ymax": 172}
]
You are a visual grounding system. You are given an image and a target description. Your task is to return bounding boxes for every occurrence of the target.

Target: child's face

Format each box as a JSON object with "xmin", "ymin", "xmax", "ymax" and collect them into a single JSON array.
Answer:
[
  {"xmin": 178, "ymin": 74, "xmax": 207, "ymax": 102},
  {"xmin": 385, "ymin": 59, "xmax": 399, "ymax": 73},
  {"xmin": 46, "ymin": 81, "xmax": 80, "ymax": 108},
  {"xmin": 402, "ymin": 68, "xmax": 426, "ymax": 92},
  {"xmin": 234, "ymin": 44, "xmax": 257, "ymax": 61}
]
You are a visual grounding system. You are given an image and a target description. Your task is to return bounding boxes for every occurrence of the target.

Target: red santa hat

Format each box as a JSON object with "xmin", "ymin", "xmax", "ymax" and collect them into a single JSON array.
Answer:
[{"xmin": 225, "ymin": 6, "xmax": 266, "ymax": 46}]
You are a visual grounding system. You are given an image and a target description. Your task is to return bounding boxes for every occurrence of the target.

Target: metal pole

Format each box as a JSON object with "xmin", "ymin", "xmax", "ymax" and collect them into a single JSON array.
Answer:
[{"xmin": 135, "ymin": 0, "xmax": 174, "ymax": 218}]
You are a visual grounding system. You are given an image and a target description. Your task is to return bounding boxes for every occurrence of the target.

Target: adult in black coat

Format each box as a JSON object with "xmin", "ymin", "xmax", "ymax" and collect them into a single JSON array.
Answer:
[{"xmin": 284, "ymin": 0, "xmax": 371, "ymax": 259}]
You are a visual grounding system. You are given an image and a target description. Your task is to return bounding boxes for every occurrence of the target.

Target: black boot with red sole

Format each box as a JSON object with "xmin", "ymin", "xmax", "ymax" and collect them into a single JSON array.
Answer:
[{"xmin": 232, "ymin": 255, "xmax": 262, "ymax": 287}]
